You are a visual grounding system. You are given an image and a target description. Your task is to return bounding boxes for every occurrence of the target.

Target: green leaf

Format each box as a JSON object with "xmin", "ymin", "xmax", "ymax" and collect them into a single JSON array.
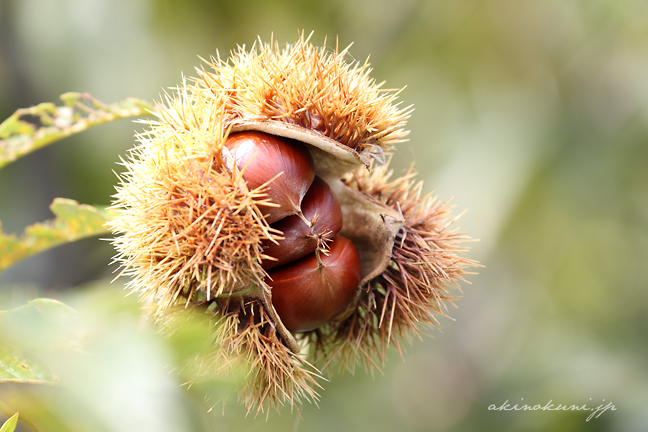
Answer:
[
  {"xmin": 0, "ymin": 198, "xmax": 117, "ymax": 272},
  {"xmin": 0, "ymin": 347, "xmax": 56, "ymax": 385},
  {"xmin": 0, "ymin": 299, "xmax": 79, "ymax": 385},
  {"xmin": 0, "ymin": 298, "xmax": 79, "ymax": 345},
  {"xmin": 0, "ymin": 92, "xmax": 154, "ymax": 170},
  {"xmin": 0, "ymin": 413, "xmax": 19, "ymax": 432}
]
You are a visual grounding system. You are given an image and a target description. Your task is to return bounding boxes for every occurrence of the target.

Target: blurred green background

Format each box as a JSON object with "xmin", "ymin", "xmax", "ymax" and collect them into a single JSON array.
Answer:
[{"xmin": 1, "ymin": 0, "xmax": 647, "ymax": 431}]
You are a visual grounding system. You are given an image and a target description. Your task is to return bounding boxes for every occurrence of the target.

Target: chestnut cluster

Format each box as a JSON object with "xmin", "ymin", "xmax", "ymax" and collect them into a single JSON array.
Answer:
[{"xmin": 224, "ymin": 132, "xmax": 361, "ymax": 332}]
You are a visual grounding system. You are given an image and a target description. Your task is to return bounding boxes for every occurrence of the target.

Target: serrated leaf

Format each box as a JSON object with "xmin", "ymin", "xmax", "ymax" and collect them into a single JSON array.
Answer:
[
  {"xmin": 0, "ymin": 92, "xmax": 153, "ymax": 169},
  {"xmin": 0, "ymin": 413, "xmax": 19, "ymax": 432},
  {"xmin": 0, "ymin": 198, "xmax": 117, "ymax": 271}
]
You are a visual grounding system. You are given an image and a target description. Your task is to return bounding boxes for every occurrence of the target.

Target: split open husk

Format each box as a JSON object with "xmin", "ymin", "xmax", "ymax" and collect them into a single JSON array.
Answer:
[{"xmin": 109, "ymin": 33, "xmax": 473, "ymax": 413}]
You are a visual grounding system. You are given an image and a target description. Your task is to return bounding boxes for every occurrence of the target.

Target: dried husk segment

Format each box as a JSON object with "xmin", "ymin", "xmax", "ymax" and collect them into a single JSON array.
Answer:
[{"xmin": 229, "ymin": 120, "xmax": 371, "ymax": 180}]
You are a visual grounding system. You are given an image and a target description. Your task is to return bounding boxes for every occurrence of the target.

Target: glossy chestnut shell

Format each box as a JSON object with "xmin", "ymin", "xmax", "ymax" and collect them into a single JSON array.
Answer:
[
  {"xmin": 266, "ymin": 235, "xmax": 361, "ymax": 332},
  {"xmin": 261, "ymin": 176, "xmax": 343, "ymax": 270},
  {"xmin": 224, "ymin": 131, "xmax": 315, "ymax": 223}
]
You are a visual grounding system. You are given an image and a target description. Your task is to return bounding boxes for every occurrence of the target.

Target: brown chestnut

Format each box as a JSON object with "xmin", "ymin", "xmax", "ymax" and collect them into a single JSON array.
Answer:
[
  {"xmin": 261, "ymin": 176, "xmax": 343, "ymax": 270},
  {"xmin": 266, "ymin": 235, "xmax": 361, "ymax": 332},
  {"xmin": 224, "ymin": 131, "xmax": 315, "ymax": 223}
]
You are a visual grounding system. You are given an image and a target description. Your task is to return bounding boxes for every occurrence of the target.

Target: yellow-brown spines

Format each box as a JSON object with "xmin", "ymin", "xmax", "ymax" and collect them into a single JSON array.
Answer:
[
  {"xmin": 109, "ymin": 141, "xmax": 278, "ymax": 309},
  {"xmin": 196, "ymin": 33, "xmax": 411, "ymax": 152},
  {"xmin": 109, "ymin": 33, "xmax": 473, "ymax": 414},
  {"xmin": 303, "ymin": 163, "xmax": 476, "ymax": 374}
]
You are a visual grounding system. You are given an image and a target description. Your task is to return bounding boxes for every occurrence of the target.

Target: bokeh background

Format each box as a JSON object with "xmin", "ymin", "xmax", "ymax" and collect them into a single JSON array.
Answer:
[{"xmin": 1, "ymin": 0, "xmax": 647, "ymax": 431}]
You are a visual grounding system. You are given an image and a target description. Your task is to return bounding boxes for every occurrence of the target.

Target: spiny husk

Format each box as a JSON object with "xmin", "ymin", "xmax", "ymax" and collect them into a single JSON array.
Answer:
[
  {"xmin": 191, "ymin": 301, "xmax": 322, "ymax": 414},
  {"xmin": 109, "ymin": 33, "xmax": 469, "ymax": 413},
  {"xmin": 199, "ymin": 32, "xmax": 411, "ymax": 155},
  {"xmin": 155, "ymin": 301, "xmax": 320, "ymax": 415},
  {"xmin": 303, "ymin": 162, "xmax": 476, "ymax": 374},
  {"xmin": 109, "ymin": 95, "xmax": 278, "ymax": 312}
]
